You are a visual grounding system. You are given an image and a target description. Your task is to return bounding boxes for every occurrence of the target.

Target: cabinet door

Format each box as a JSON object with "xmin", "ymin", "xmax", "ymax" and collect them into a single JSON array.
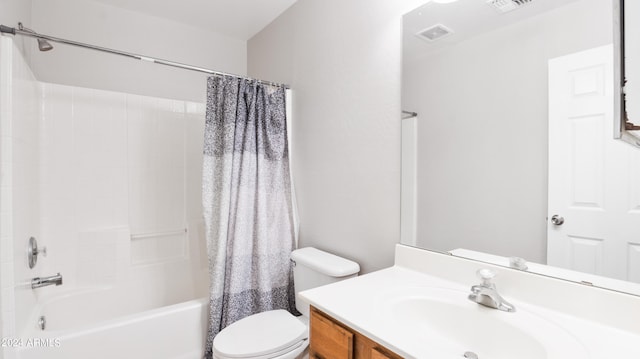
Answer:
[
  {"xmin": 310, "ymin": 308, "xmax": 354, "ymax": 359},
  {"xmin": 371, "ymin": 348, "xmax": 394, "ymax": 359}
]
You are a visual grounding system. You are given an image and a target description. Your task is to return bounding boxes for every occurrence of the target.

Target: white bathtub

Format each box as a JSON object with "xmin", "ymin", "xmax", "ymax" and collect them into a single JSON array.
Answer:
[{"xmin": 15, "ymin": 294, "xmax": 208, "ymax": 359}]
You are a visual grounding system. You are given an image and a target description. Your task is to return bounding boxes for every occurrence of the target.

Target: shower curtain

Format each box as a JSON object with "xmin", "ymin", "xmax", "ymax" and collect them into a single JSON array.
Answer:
[{"xmin": 202, "ymin": 75, "xmax": 295, "ymax": 357}]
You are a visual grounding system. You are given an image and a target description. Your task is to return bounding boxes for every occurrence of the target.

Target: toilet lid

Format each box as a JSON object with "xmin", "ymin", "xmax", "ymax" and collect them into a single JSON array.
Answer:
[{"xmin": 213, "ymin": 310, "xmax": 308, "ymax": 359}]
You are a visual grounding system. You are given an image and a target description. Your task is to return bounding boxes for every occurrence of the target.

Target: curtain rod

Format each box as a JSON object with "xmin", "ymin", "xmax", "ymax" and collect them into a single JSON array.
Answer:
[
  {"xmin": 402, "ymin": 110, "xmax": 418, "ymax": 118},
  {"xmin": 0, "ymin": 23, "xmax": 290, "ymax": 89}
]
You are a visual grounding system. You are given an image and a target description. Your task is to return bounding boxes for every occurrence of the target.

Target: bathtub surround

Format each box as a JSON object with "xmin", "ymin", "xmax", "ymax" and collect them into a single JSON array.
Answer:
[
  {"xmin": 203, "ymin": 76, "xmax": 295, "ymax": 357},
  {"xmin": 0, "ymin": 36, "xmax": 208, "ymax": 359},
  {"xmin": 39, "ymin": 83, "xmax": 207, "ymax": 302},
  {"xmin": 0, "ymin": 36, "xmax": 41, "ymax": 349}
]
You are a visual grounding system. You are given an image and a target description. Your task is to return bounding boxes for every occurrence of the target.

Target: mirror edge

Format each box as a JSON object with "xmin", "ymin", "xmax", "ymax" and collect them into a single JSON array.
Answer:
[
  {"xmin": 614, "ymin": 0, "xmax": 640, "ymax": 147},
  {"xmin": 399, "ymin": 243, "xmax": 640, "ymax": 298},
  {"xmin": 613, "ymin": 0, "xmax": 624, "ymax": 138}
]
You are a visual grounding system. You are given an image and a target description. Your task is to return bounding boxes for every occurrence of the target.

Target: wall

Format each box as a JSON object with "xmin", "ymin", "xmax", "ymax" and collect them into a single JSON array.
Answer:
[
  {"xmin": 0, "ymin": 0, "xmax": 252, "ymax": 344},
  {"xmin": 0, "ymin": 36, "xmax": 41, "ymax": 357},
  {"xmin": 0, "ymin": 36, "xmax": 207, "ymax": 354},
  {"xmin": 0, "ymin": 0, "xmax": 32, "ymax": 60},
  {"xmin": 247, "ymin": 0, "xmax": 425, "ymax": 273},
  {"xmin": 402, "ymin": 0, "xmax": 613, "ymax": 262},
  {"xmin": 38, "ymin": 82, "xmax": 207, "ymax": 314},
  {"xmin": 29, "ymin": 0, "xmax": 246, "ymax": 102}
]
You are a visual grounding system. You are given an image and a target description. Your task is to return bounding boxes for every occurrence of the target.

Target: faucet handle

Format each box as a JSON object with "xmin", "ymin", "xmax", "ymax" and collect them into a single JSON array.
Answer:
[
  {"xmin": 509, "ymin": 256, "xmax": 527, "ymax": 270},
  {"xmin": 27, "ymin": 237, "xmax": 47, "ymax": 269},
  {"xmin": 476, "ymin": 268, "xmax": 496, "ymax": 285}
]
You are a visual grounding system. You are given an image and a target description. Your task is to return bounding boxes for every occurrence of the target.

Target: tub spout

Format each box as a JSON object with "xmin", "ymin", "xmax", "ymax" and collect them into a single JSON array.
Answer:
[{"xmin": 31, "ymin": 273, "xmax": 63, "ymax": 289}]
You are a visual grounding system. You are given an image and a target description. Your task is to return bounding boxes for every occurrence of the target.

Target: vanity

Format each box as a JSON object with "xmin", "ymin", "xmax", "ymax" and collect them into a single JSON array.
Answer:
[
  {"xmin": 309, "ymin": 307, "xmax": 401, "ymax": 359},
  {"xmin": 302, "ymin": 245, "xmax": 640, "ymax": 359}
]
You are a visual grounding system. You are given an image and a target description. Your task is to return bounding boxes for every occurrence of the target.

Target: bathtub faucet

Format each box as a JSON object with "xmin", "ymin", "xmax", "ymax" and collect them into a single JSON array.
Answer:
[{"xmin": 31, "ymin": 273, "xmax": 63, "ymax": 289}]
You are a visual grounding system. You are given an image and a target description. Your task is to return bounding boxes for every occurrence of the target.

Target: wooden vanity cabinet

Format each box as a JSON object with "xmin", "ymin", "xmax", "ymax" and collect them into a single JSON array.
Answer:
[
  {"xmin": 309, "ymin": 306, "xmax": 403, "ymax": 359},
  {"xmin": 370, "ymin": 348, "xmax": 397, "ymax": 359}
]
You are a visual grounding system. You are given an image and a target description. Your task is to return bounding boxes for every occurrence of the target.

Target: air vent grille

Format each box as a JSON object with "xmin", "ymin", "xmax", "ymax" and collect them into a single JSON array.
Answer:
[
  {"xmin": 416, "ymin": 24, "xmax": 454, "ymax": 42},
  {"xmin": 486, "ymin": 0, "xmax": 533, "ymax": 13}
]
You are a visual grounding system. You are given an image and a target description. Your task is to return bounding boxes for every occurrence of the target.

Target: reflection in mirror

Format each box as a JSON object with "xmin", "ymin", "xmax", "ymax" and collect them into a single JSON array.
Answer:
[{"xmin": 401, "ymin": 0, "xmax": 640, "ymax": 295}]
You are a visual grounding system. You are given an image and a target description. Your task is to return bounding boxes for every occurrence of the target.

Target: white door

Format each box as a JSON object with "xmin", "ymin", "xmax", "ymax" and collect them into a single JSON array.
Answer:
[{"xmin": 548, "ymin": 44, "xmax": 640, "ymax": 283}]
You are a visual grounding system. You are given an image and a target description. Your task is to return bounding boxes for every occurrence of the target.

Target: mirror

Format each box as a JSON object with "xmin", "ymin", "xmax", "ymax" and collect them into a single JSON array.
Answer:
[
  {"xmin": 401, "ymin": 0, "xmax": 640, "ymax": 295},
  {"xmin": 618, "ymin": 0, "xmax": 640, "ymax": 145}
]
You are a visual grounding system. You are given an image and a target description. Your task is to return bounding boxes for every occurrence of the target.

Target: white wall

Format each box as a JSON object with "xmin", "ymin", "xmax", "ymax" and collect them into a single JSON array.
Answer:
[
  {"xmin": 29, "ymin": 0, "xmax": 246, "ymax": 102},
  {"xmin": 402, "ymin": 0, "xmax": 613, "ymax": 262},
  {"xmin": 0, "ymin": 36, "xmax": 41, "ymax": 356},
  {"xmin": 0, "ymin": 0, "xmax": 33, "ymax": 60},
  {"xmin": 248, "ymin": 0, "xmax": 425, "ymax": 273},
  {"xmin": 39, "ymin": 82, "xmax": 207, "ymax": 313},
  {"xmin": 1, "ymin": 37, "xmax": 208, "ymax": 352}
]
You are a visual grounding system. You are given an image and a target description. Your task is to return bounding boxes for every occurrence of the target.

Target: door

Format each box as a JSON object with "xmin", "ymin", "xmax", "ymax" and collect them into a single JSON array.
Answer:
[{"xmin": 548, "ymin": 44, "xmax": 640, "ymax": 283}]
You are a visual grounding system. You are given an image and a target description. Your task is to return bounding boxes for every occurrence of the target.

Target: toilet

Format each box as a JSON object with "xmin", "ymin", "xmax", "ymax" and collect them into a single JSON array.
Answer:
[{"xmin": 212, "ymin": 247, "xmax": 360, "ymax": 359}]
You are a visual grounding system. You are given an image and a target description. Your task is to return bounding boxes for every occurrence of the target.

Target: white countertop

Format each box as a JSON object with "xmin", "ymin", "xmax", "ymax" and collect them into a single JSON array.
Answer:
[{"xmin": 300, "ymin": 245, "xmax": 640, "ymax": 359}]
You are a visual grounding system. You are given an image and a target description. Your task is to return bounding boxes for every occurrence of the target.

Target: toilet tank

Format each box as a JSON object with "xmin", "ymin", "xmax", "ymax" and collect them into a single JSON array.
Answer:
[{"xmin": 291, "ymin": 247, "xmax": 360, "ymax": 317}]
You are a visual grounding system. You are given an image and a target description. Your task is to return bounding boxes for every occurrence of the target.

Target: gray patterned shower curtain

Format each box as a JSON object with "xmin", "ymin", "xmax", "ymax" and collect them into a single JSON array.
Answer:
[{"xmin": 202, "ymin": 76, "xmax": 296, "ymax": 358}]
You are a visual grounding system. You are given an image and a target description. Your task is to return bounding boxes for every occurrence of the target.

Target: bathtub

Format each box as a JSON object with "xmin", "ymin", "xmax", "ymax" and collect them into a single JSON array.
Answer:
[{"xmin": 14, "ymin": 293, "xmax": 207, "ymax": 359}]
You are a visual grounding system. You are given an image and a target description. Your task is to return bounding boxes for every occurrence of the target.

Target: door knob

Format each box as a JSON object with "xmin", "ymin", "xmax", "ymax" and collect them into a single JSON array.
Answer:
[{"xmin": 551, "ymin": 215, "xmax": 564, "ymax": 226}]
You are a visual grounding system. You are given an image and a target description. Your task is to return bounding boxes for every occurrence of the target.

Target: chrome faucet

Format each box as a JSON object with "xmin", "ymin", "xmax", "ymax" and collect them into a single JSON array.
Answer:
[
  {"xmin": 468, "ymin": 269, "xmax": 515, "ymax": 312},
  {"xmin": 31, "ymin": 273, "xmax": 63, "ymax": 289}
]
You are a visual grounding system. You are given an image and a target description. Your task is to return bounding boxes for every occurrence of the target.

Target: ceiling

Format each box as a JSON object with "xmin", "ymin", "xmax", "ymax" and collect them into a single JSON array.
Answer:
[
  {"xmin": 403, "ymin": 0, "xmax": 582, "ymax": 63},
  {"xmin": 91, "ymin": 0, "xmax": 298, "ymax": 40}
]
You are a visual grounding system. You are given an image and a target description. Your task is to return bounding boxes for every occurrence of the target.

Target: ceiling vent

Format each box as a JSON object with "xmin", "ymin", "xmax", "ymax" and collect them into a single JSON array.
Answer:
[
  {"xmin": 486, "ymin": 0, "xmax": 533, "ymax": 13},
  {"xmin": 416, "ymin": 24, "xmax": 454, "ymax": 42}
]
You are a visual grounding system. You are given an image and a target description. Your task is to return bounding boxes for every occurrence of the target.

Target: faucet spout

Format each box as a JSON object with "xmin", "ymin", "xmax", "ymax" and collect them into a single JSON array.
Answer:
[
  {"xmin": 468, "ymin": 269, "xmax": 515, "ymax": 312},
  {"xmin": 469, "ymin": 285, "xmax": 516, "ymax": 312},
  {"xmin": 31, "ymin": 273, "xmax": 63, "ymax": 289}
]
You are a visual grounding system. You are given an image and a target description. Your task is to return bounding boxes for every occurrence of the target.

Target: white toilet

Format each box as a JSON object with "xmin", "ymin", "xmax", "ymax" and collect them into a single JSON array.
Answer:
[{"xmin": 212, "ymin": 247, "xmax": 360, "ymax": 359}]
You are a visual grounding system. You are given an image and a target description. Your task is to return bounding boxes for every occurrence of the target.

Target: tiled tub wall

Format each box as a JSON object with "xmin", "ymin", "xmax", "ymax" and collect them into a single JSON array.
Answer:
[
  {"xmin": 0, "ymin": 36, "xmax": 42, "ymax": 349},
  {"xmin": 0, "ymin": 37, "xmax": 208, "ymax": 357},
  {"xmin": 39, "ymin": 82, "xmax": 208, "ymax": 307}
]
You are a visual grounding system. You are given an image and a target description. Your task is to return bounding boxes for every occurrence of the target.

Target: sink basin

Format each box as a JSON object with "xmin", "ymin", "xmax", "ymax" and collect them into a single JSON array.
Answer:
[{"xmin": 376, "ymin": 287, "xmax": 588, "ymax": 359}]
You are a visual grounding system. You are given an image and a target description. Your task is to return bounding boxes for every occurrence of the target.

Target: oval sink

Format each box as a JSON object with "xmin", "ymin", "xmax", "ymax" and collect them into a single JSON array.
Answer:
[{"xmin": 376, "ymin": 287, "xmax": 588, "ymax": 359}]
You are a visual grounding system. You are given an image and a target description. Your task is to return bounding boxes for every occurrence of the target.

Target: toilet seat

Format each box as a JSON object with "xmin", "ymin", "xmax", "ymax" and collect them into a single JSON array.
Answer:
[{"xmin": 212, "ymin": 310, "xmax": 308, "ymax": 359}]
